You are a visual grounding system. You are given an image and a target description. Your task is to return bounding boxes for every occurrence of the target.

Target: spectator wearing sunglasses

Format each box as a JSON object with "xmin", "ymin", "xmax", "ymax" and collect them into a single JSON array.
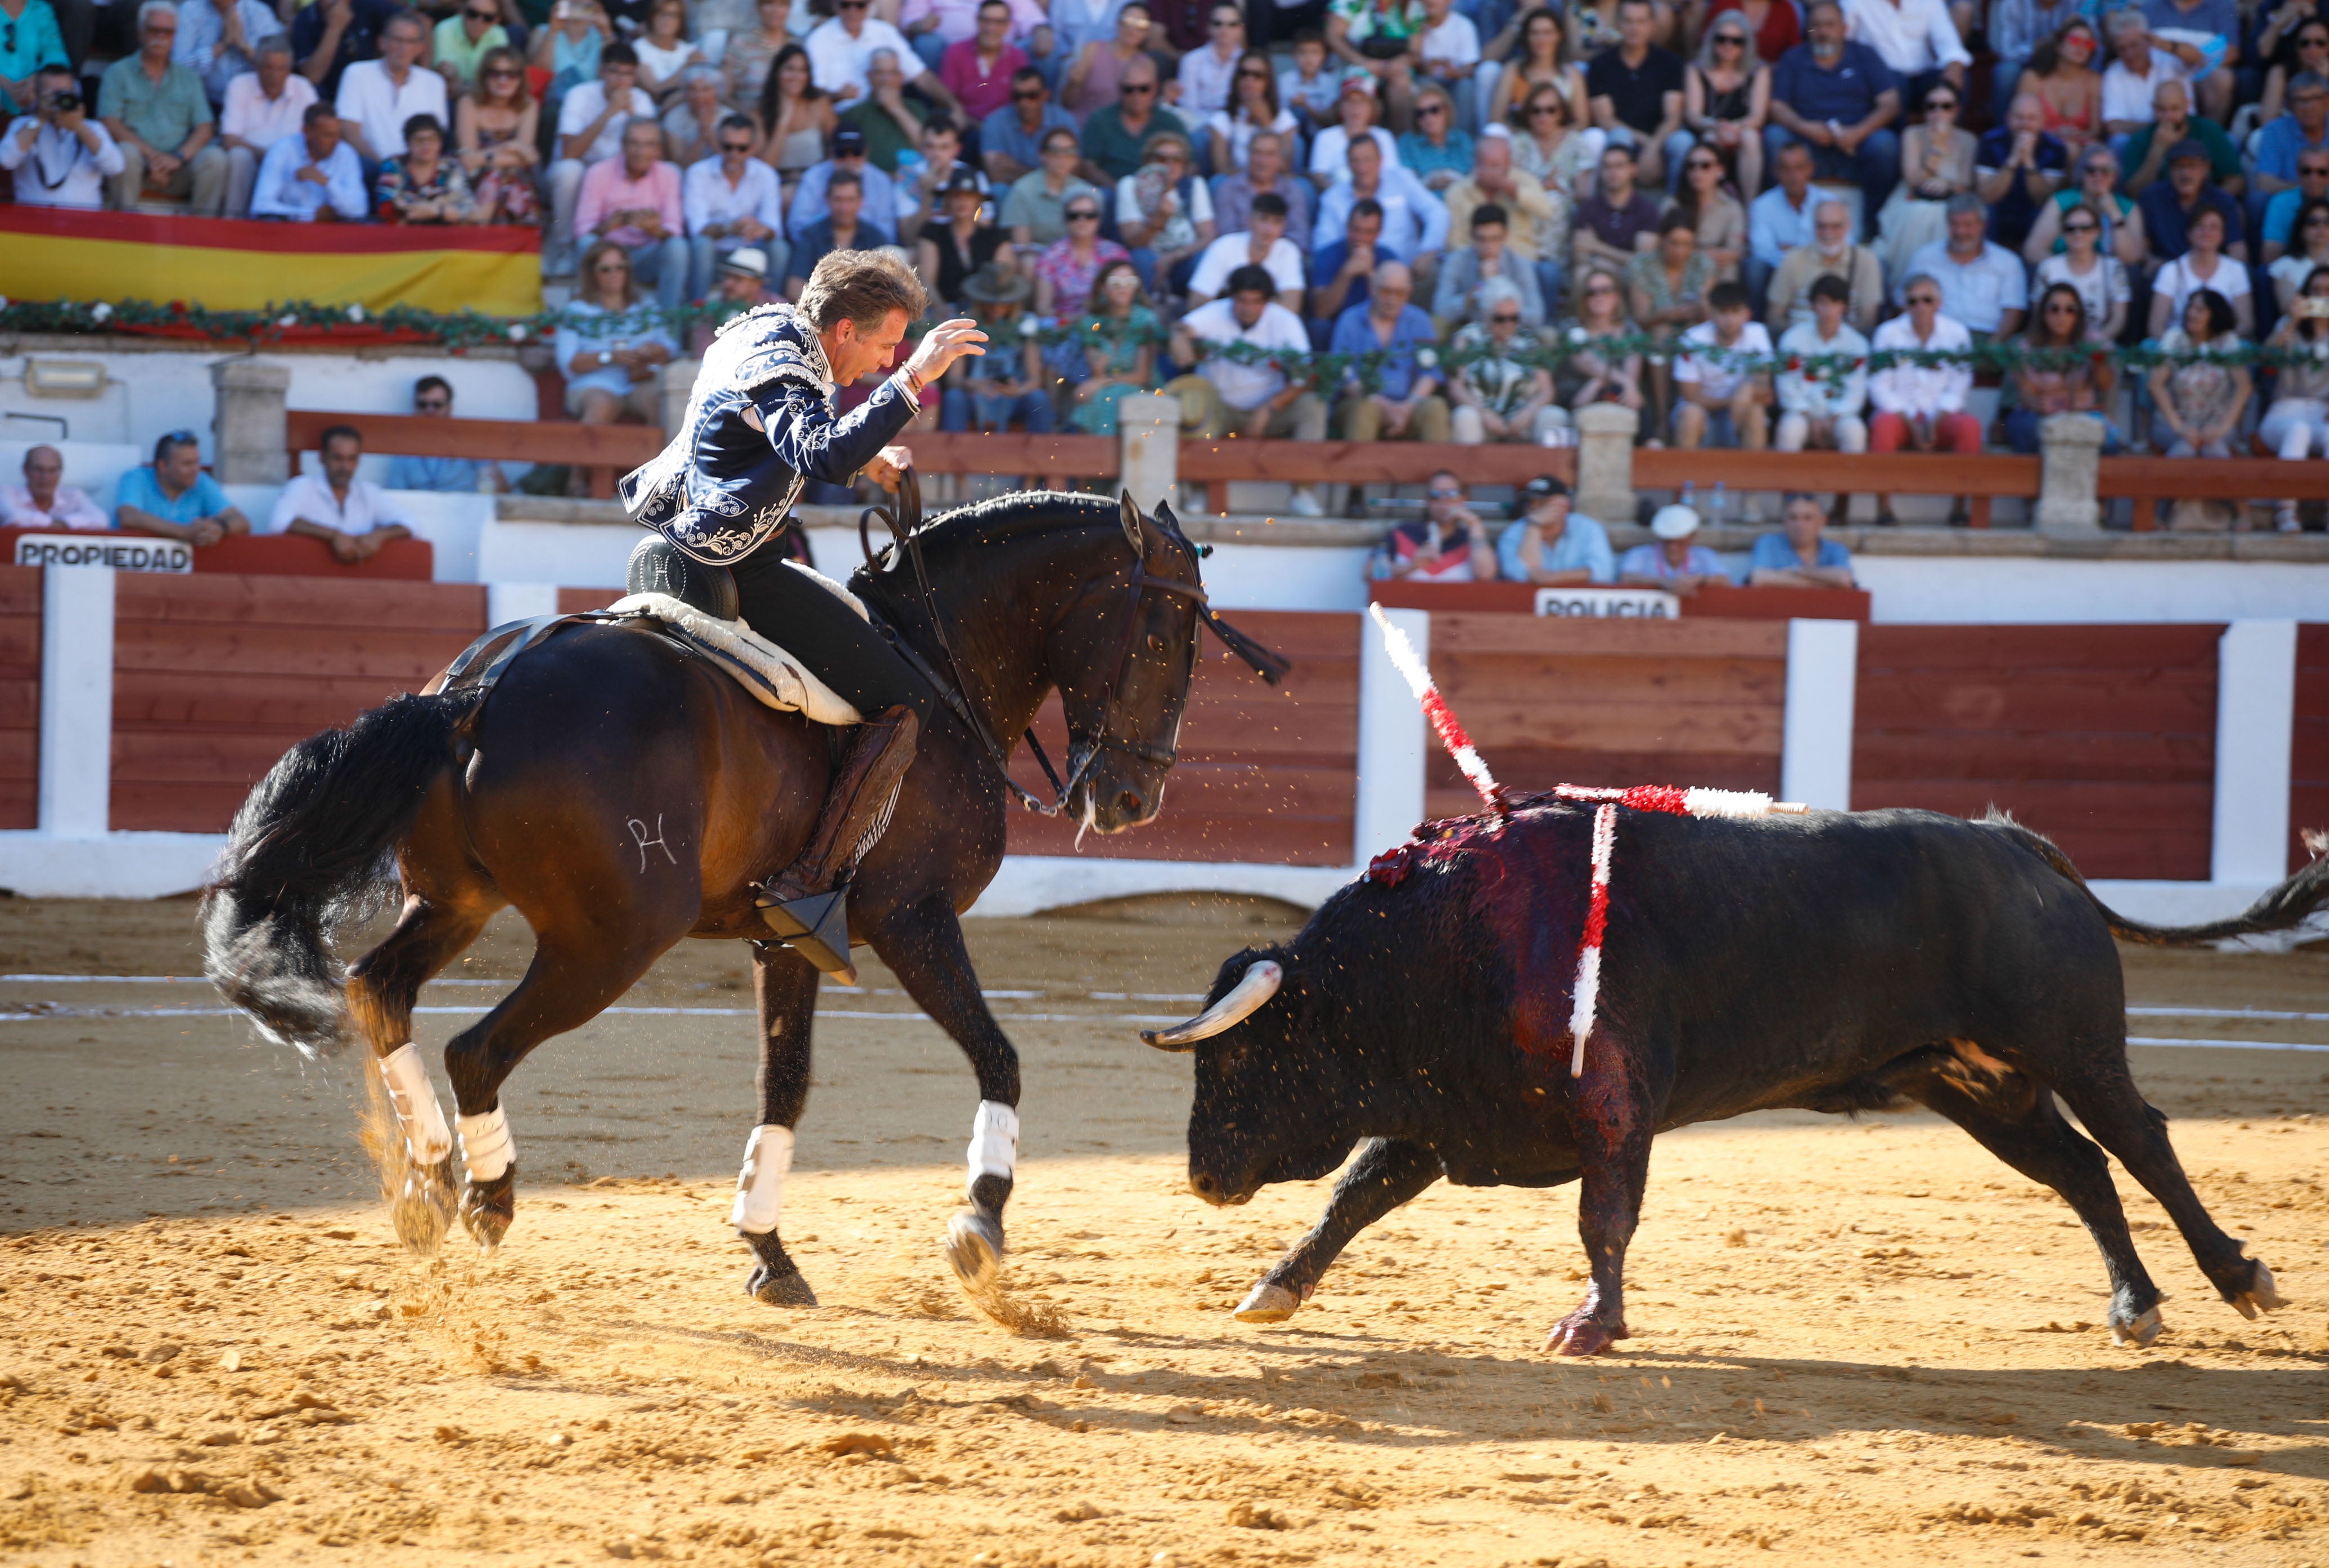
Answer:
[
  {"xmin": 1446, "ymin": 278, "xmax": 1564, "ymax": 446},
  {"xmin": 2032, "ymin": 198, "xmax": 2128, "ymax": 341},
  {"xmin": 431, "ymin": 0, "xmax": 513, "ymax": 92},
  {"xmin": 686, "ymin": 112, "xmax": 785, "ymax": 301},
  {"xmin": 1079, "ymin": 51, "xmax": 1186, "ymax": 184},
  {"xmin": 385, "ymin": 376, "xmax": 507, "ymax": 493},
  {"xmin": 2020, "ymin": 145, "xmax": 2146, "ymax": 269},
  {"xmin": 979, "ymin": 65, "xmax": 1071, "ymax": 181},
  {"xmin": 2265, "ymin": 146, "xmax": 2329, "ymax": 261}
]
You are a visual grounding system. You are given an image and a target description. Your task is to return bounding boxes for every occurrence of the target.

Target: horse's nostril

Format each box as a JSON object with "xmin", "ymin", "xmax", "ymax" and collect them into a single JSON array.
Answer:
[
  {"xmin": 1117, "ymin": 789, "xmax": 1143, "ymax": 816},
  {"xmin": 1192, "ymin": 1173, "xmax": 1214, "ymax": 1193}
]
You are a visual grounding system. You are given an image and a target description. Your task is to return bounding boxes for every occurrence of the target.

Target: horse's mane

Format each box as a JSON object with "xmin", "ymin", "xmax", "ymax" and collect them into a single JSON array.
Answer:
[{"xmin": 848, "ymin": 490, "xmax": 1128, "ymax": 609}]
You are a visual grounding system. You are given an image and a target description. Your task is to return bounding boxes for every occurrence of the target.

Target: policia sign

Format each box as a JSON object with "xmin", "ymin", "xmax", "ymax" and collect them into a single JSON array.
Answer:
[{"xmin": 13, "ymin": 536, "xmax": 193, "ymax": 572}]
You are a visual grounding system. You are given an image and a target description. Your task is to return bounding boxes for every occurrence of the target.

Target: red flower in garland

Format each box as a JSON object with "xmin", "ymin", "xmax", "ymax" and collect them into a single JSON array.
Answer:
[
  {"xmin": 1785, "ymin": 355, "xmax": 1802, "ymax": 372},
  {"xmin": 168, "ymin": 299, "xmax": 187, "ymax": 316}
]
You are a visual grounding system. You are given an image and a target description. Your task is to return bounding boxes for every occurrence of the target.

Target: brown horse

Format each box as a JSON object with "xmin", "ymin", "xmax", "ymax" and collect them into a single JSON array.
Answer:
[{"xmin": 201, "ymin": 491, "xmax": 1280, "ymax": 1305}]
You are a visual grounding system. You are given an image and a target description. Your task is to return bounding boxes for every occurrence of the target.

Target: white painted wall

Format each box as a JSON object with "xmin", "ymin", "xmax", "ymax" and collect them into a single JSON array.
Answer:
[
  {"xmin": 1855, "ymin": 556, "xmax": 2329, "ymax": 625},
  {"xmin": 3, "ymin": 350, "xmax": 539, "ymax": 487},
  {"xmin": 1781, "ymin": 619, "xmax": 1858, "ymax": 810},
  {"xmin": 2214, "ymin": 621, "xmax": 2300, "ymax": 885}
]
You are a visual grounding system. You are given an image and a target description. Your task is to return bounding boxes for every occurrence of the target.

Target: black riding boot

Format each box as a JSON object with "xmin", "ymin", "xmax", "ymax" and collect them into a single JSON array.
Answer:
[{"xmin": 755, "ymin": 705, "xmax": 920, "ymax": 984}]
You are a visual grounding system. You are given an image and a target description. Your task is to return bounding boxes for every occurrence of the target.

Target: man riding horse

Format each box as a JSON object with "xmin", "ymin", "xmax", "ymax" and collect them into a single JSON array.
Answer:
[{"xmin": 620, "ymin": 250, "xmax": 989, "ymax": 969}]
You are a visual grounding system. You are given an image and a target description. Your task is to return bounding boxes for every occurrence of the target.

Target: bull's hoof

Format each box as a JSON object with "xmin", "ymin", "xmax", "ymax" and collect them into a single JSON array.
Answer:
[
  {"xmin": 1545, "ymin": 1311, "xmax": 1629, "ymax": 1357},
  {"xmin": 746, "ymin": 1262, "xmax": 818, "ymax": 1307},
  {"xmin": 391, "ymin": 1157, "xmax": 460, "ymax": 1256},
  {"xmin": 945, "ymin": 1207, "xmax": 1006, "ymax": 1292},
  {"xmin": 2111, "ymin": 1303, "xmax": 2165, "ymax": 1348},
  {"xmin": 1234, "ymin": 1282, "xmax": 1302, "ymax": 1323},
  {"xmin": 459, "ymin": 1167, "xmax": 516, "ymax": 1253},
  {"xmin": 2231, "ymin": 1259, "xmax": 2283, "ymax": 1319}
]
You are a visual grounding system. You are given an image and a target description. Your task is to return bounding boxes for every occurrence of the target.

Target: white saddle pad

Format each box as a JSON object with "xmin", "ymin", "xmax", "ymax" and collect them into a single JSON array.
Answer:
[{"xmin": 608, "ymin": 592, "xmax": 862, "ymax": 726}]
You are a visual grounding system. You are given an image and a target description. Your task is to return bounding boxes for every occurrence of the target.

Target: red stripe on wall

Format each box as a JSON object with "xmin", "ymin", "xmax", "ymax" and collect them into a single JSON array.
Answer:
[
  {"xmin": 0, "ymin": 205, "xmax": 539, "ymax": 256},
  {"xmin": 0, "ymin": 566, "xmax": 39, "ymax": 832},
  {"xmin": 2294, "ymin": 624, "xmax": 2329, "ymax": 875}
]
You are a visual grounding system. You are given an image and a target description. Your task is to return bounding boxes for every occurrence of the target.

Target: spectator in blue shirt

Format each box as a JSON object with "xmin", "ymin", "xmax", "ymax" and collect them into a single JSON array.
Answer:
[
  {"xmin": 385, "ymin": 376, "xmax": 508, "ymax": 492},
  {"xmin": 249, "ymin": 100, "xmax": 368, "ymax": 219},
  {"xmin": 1763, "ymin": 0, "xmax": 1903, "ymax": 226},
  {"xmin": 1496, "ymin": 474, "xmax": 1616, "ymax": 585},
  {"xmin": 1748, "ymin": 140, "xmax": 1821, "ymax": 306},
  {"xmin": 115, "ymin": 430, "xmax": 251, "ymax": 548},
  {"xmin": 0, "ymin": 0, "xmax": 69, "ymax": 115},
  {"xmin": 1329, "ymin": 259, "xmax": 1447, "ymax": 442},
  {"xmin": 2256, "ymin": 72, "xmax": 2329, "ymax": 229},
  {"xmin": 1620, "ymin": 504, "xmax": 1730, "ymax": 595},
  {"xmin": 1748, "ymin": 491, "xmax": 1855, "ymax": 586},
  {"xmin": 2137, "ymin": 139, "xmax": 2247, "ymax": 263},
  {"xmin": 1306, "ymin": 196, "xmax": 1401, "ymax": 347},
  {"xmin": 980, "ymin": 65, "xmax": 1075, "ymax": 181}
]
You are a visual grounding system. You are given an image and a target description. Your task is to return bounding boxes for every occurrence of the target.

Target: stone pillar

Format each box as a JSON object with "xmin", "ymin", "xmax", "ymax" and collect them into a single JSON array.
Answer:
[
  {"xmin": 2034, "ymin": 412, "xmax": 2106, "ymax": 534},
  {"xmin": 657, "ymin": 357, "xmax": 699, "ymax": 438},
  {"xmin": 209, "ymin": 357, "xmax": 290, "ymax": 485},
  {"xmin": 1573, "ymin": 402, "xmax": 1638, "ymax": 527},
  {"xmin": 1118, "ymin": 392, "xmax": 1181, "ymax": 513}
]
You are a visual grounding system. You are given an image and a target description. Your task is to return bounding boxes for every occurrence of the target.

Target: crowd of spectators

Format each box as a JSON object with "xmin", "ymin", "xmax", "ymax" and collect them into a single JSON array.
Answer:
[{"xmin": 6, "ymin": 0, "xmax": 2329, "ymax": 524}]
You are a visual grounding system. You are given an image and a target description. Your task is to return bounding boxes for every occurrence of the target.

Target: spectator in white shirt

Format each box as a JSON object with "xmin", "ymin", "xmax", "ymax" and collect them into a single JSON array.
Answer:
[
  {"xmin": 806, "ymin": 0, "xmax": 949, "ymax": 109},
  {"xmin": 273, "ymin": 425, "xmax": 416, "ymax": 563},
  {"xmin": 1774, "ymin": 273, "xmax": 1870, "ymax": 454},
  {"xmin": 549, "ymin": 45, "xmax": 655, "ymax": 271},
  {"xmin": 219, "ymin": 36, "xmax": 317, "ymax": 214},
  {"xmin": 1901, "ymin": 191, "xmax": 2029, "ymax": 336},
  {"xmin": 1186, "ymin": 189, "xmax": 1305, "ymax": 307},
  {"xmin": 335, "ymin": 8, "xmax": 446, "ymax": 161},
  {"xmin": 2099, "ymin": 11, "xmax": 2181, "ymax": 139},
  {"xmin": 1414, "ymin": 0, "xmax": 1481, "ymax": 134},
  {"xmin": 1309, "ymin": 73, "xmax": 1399, "ymax": 188},
  {"xmin": 1844, "ymin": 0, "xmax": 1968, "ymax": 109},
  {"xmin": 0, "ymin": 66, "xmax": 127, "ymax": 208},
  {"xmin": 250, "ymin": 100, "xmax": 370, "ymax": 219},
  {"xmin": 1, "ymin": 446, "xmax": 110, "ymax": 530},
  {"xmin": 1161, "ymin": 263, "xmax": 1328, "ymax": 515},
  {"xmin": 175, "ymin": 0, "xmax": 279, "ymax": 105},
  {"xmin": 1315, "ymin": 132, "xmax": 1448, "ymax": 259},
  {"xmin": 685, "ymin": 113, "xmax": 788, "ymax": 299},
  {"xmin": 1176, "ymin": 2, "xmax": 1244, "ymax": 122},
  {"xmin": 1869, "ymin": 269, "xmax": 1981, "ymax": 522},
  {"xmin": 1670, "ymin": 280, "xmax": 1774, "ymax": 450}
]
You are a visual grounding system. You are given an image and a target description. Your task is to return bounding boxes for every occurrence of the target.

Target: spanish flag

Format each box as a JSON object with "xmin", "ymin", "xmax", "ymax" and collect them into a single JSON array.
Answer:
[{"xmin": 0, "ymin": 207, "xmax": 540, "ymax": 317}]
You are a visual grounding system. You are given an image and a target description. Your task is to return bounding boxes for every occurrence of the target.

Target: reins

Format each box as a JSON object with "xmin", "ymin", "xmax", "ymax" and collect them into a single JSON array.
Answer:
[{"xmin": 857, "ymin": 475, "xmax": 1284, "ymax": 818}]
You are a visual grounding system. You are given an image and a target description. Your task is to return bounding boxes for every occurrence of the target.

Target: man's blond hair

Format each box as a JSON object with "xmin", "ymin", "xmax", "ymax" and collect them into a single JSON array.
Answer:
[{"xmin": 798, "ymin": 249, "xmax": 928, "ymax": 335}]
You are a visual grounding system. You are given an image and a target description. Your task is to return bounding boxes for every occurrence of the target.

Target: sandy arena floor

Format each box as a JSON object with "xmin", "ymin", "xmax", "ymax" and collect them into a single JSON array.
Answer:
[{"xmin": 1, "ymin": 895, "xmax": 2326, "ymax": 1568}]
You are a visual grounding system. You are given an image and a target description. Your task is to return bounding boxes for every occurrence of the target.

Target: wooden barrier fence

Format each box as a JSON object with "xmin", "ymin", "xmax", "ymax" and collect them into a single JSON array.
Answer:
[
  {"xmin": 108, "ymin": 574, "xmax": 487, "ymax": 833},
  {"xmin": 285, "ymin": 410, "xmax": 665, "ymax": 500},
  {"xmin": 1851, "ymin": 625, "xmax": 2221, "ymax": 881},
  {"xmin": 1178, "ymin": 441, "xmax": 1578, "ymax": 518},
  {"xmin": 1633, "ymin": 450, "xmax": 2041, "ymax": 528},
  {"xmin": 0, "ymin": 566, "xmax": 38, "ymax": 831},
  {"xmin": 1424, "ymin": 614, "xmax": 1789, "ymax": 821},
  {"xmin": 2097, "ymin": 456, "xmax": 2329, "ymax": 532}
]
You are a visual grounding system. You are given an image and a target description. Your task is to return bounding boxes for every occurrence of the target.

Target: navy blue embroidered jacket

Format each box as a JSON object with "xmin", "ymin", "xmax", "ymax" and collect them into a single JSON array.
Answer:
[{"xmin": 620, "ymin": 303, "xmax": 922, "ymax": 565}]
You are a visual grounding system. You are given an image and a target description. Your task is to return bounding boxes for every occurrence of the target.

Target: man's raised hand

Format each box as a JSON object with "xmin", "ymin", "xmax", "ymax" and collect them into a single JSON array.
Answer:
[{"xmin": 904, "ymin": 318, "xmax": 989, "ymax": 389}]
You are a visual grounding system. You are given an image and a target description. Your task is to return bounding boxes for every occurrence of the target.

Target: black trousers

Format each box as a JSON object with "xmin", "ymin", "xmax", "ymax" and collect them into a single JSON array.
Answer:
[{"xmin": 728, "ymin": 538, "xmax": 936, "ymax": 727}]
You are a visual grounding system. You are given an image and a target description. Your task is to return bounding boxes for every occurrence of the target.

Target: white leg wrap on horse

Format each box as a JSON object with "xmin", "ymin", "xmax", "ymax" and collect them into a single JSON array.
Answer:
[
  {"xmin": 731, "ymin": 1123, "xmax": 794, "ymax": 1234},
  {"xmin": 457, "ymin": 1105, "xmax": 515, "ymax": 1183},
  {"xmin": 378, "ymin": 1043, "xmax": 453, "ymax": 1165},
  {"xmin": 967, "ymin": 1100, "xmax": 1019, "ymax": 1193}
]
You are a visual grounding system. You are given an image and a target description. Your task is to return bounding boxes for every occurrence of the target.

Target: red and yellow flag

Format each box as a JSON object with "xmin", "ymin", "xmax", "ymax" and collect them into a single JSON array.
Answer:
[{"xmin": 0, "ymin": 207, "xmax": 540, "ymax": 317}]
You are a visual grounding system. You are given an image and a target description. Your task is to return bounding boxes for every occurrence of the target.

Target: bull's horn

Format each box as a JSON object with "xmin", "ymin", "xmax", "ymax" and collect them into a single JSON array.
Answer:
[{"xmin": 1140, "ymin": 961, "xmax": 1283, "ymax": 1050}]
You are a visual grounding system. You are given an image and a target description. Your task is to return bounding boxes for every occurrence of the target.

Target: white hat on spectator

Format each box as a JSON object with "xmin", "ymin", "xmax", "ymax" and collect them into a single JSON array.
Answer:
[
  {"xmin": 723, "ymin": 247, "xmax": 770, "ymax": 279},
  {"xmin": 1651, "ymin": 504, "xmax": 1701, "ymax": 541},
  {"xmin": 1339, "ymin": 72, "xmax": 1378, "ymax": 97}
]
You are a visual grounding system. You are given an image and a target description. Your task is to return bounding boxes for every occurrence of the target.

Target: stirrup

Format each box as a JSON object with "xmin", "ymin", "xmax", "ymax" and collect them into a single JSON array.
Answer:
[{"xmin": 758, "ymin": 885, "xmax": 856, "ymax": 984}]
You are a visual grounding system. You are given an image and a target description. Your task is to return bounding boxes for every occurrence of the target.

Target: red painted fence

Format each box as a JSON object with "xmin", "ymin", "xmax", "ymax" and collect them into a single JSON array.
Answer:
[
  {"xmin": 1851, "ymin": 625, "xmax": 2221, "ymax": 881},
  {"xmin": 0, "ymin": 566, "xmax": 38, "ymax": 831},
  {"xmin": 2295, "ymin": 625, "xmax": 2329, "ymax": 876}
]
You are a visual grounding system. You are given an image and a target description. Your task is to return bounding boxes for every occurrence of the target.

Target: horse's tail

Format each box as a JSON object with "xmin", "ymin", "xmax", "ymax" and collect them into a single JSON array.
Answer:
[
  {"xmin": 201, "ymin": 687, "xmax": 487, "ymax": 1055},
  {"xmin": 1985, "ymin": 809, "xmax": 2329, "ymax": 946}
]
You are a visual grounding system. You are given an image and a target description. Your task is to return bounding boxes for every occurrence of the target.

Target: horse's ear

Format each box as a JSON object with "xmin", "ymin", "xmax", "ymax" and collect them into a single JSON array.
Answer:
[
  {"xmin": 1153, "ymin": 495, "xmax": 1185, "ymax": 542},
  {"xmin": 1118, "ymin": 490, "xmax": 1145, "ymax": 555}
]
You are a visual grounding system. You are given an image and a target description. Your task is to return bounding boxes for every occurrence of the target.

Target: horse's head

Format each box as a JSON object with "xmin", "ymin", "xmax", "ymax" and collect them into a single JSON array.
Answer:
[{"xmin": 1050, "ymin": 494, "xmax": 1210, "ymax": 834}]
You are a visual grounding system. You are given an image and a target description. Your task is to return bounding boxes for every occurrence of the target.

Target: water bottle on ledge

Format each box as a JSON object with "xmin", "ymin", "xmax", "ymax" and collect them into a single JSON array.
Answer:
[{"xmin": 1710, "ymin": 481, "xmax": 1728, "ymax": 523}]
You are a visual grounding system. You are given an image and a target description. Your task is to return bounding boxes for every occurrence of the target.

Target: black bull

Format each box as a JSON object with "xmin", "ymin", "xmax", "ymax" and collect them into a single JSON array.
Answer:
[{"xmin": 1144, "ymin": 802, "xmax": 2328, "ymax": 1355}]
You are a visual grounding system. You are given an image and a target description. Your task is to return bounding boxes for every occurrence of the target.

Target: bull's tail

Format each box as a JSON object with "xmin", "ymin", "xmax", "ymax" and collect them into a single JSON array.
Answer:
[
  {"xmin": 1984, "ymin": 809, "xmax": 2329, "ymax": 946},
  {"xmin": 201, "ymin": 688, "xmax": 487, "ymax": 1055}
]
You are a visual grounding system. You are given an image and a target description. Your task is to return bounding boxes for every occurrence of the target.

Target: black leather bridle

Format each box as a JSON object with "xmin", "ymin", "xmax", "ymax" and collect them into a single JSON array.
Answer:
[{"xmin": 859, "ymin": 473, "xmax": 1286, "ymax": 818}]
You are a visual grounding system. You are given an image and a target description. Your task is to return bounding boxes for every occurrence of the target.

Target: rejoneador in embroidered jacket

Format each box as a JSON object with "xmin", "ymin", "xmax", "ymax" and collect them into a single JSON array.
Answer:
[{"xmin": 619, "ymin": 303, "xmax": 923, "ymax": 565}]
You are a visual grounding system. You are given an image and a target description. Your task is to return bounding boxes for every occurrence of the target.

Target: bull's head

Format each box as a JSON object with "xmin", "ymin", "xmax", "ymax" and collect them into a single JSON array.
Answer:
[{"xmin": 1142, "ymin": 948, "xmax": 1357, "ymax": 1205}]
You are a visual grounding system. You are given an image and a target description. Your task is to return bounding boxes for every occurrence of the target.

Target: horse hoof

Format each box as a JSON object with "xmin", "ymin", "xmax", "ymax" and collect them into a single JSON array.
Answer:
[
  {"xmin": 945, "ymin": 1207, "xmax": 1005, "ymax": 1292},
  {"xmin": 747, "ymin": 1264, "xmax": 818, "ymax": 1307},
  {"xmin": 460, "ymin": 1168, "xmax": 516, "ymax": 1253},
  {"xmin": 391, "ymin": 1158, "xmax": 460, "ymax": 1256},
  {"xmin": 2233, "ymin": 1260, "xmax": 2283, "ymax": 1318},
  {"xmin": 1234, "ymin": 1282, "xmax": 1301, "ymax": 1323},
  {"xmin": 2112, "ymin": 1304, "xmax": 2165, "ymax": 1347},
  {"xmin": 1544, "ymin": 1310, "xmax": 1628, "ymax": 1357}
]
